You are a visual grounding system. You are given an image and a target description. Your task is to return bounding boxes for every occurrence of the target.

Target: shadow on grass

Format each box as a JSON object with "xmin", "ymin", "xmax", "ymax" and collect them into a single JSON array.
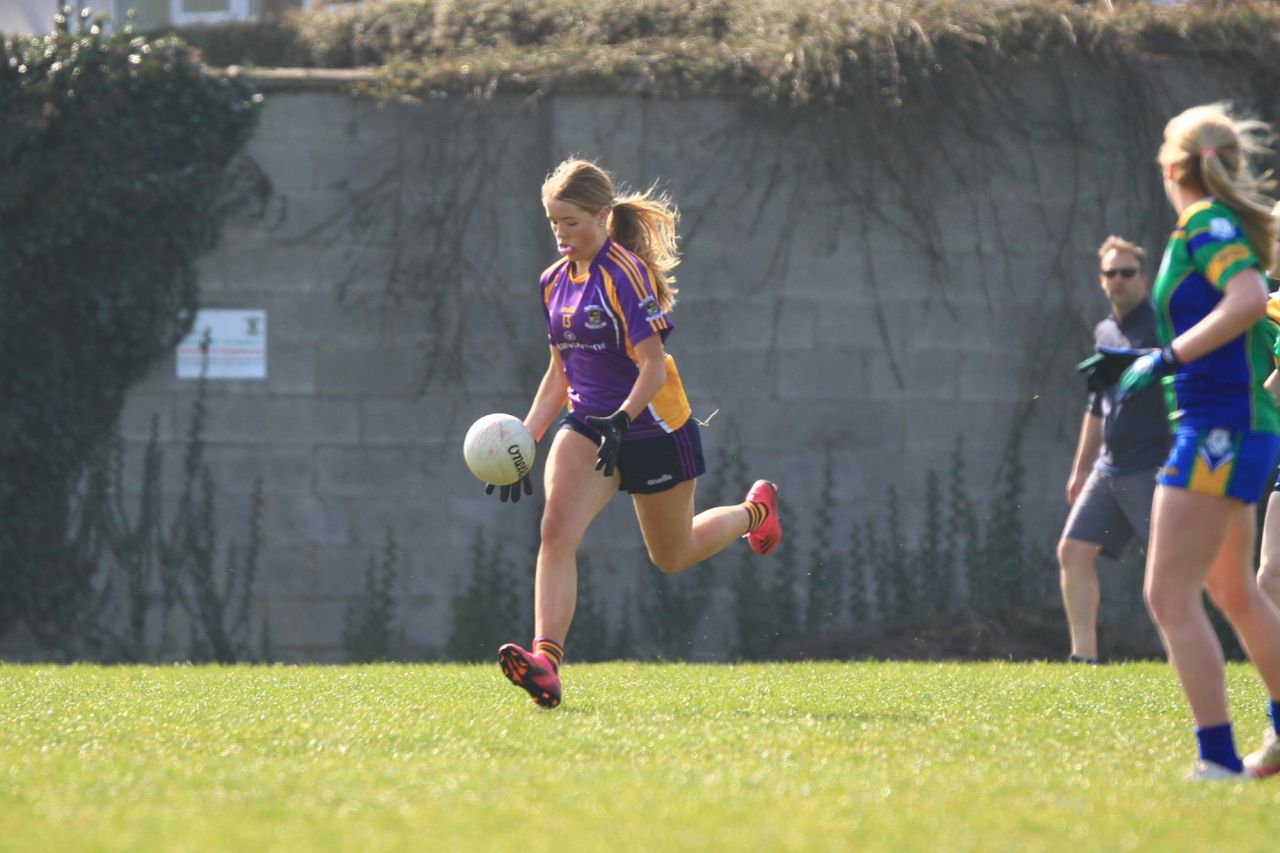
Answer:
[{"xmin": 773, "ymin": 606, "xmax": 1166, "ymax": 664}]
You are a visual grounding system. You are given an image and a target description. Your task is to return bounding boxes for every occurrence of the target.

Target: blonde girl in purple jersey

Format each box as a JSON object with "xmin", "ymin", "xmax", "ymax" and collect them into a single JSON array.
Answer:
[{"xmin": 493, "ymin": 158, "xmax": 781, "ymax": 709}]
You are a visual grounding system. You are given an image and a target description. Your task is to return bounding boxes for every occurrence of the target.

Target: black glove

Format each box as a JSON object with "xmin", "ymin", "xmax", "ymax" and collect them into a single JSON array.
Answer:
[
  {"xmin": 485, "ymin": 473, "xmax": 533, "ymax": 503},
  {"xmin": 583, "ymin": 411, "xmax": 631, "ymax": 478},
  {"xmin": 1076, "ymin": 345, "xmax": 1143, "ymax": 393}
]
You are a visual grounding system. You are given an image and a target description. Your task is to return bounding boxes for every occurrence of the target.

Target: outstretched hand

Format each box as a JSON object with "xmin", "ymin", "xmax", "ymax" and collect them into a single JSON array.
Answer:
[
  {"xmin": 485, "ymin": 473, "xmax": 534, "ymax": 503},
  {"xmin": 584, "ymin": 411, "xmax": 631, "ymax": 478},
  {"xmin": 1115, "ymin": 346, "xmax": 1179, "ymax": 403}
]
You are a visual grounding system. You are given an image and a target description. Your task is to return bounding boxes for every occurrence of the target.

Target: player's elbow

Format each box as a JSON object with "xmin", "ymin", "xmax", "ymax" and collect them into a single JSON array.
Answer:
[{"xmin": 1240, "ymin": 287, "xmax": 1268, "ymax": 319}]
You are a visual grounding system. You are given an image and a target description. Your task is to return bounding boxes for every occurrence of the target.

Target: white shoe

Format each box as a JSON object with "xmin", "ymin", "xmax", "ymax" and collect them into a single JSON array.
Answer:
[
  {"xmin": 1243, "ymin": 728, "xmax": 1280, "ymax": 777},
  {"xmin": 1187, "ymin": 760, "xmax": 1247, "ymax": 781}
]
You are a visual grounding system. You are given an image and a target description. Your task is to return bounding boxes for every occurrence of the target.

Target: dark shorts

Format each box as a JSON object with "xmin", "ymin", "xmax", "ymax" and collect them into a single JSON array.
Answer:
[
  {"xmin": 560, "ymin": 413, "xmax": 706, "ymax": 494},
  {"xmin": 1158, "ymin": 426, "xmax": 1280, "ymax": 505},
  {"xmin": 1061, "ymin": 468, "xmax": 1157, "ymax": 559}
]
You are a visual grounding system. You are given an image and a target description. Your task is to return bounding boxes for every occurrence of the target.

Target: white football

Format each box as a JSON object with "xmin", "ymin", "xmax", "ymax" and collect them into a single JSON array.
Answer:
[{"xmin": 463, "ymin": 413, "xmax": 536, "ymax": 486}]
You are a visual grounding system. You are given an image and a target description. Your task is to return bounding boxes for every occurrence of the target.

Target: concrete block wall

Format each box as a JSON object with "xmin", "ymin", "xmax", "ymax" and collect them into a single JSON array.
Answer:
[{"xmin": 92, "ymin": 61, "xmax": 1259, "ymax": 661}]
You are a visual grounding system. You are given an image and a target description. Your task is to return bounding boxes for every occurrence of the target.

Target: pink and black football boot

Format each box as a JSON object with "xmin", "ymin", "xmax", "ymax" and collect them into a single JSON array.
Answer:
[
  {"xmin": 498, "ymin": 643, "xmax": 562, "ymax": 709},
  {"xmin": 743, "ymin": 480, "xmax": 782, "ymax": 555}
]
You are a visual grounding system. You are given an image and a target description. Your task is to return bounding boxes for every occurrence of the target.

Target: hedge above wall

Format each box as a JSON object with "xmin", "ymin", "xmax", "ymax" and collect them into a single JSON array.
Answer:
[{"xmin": 169, "ymin": 0, "xmax": 1280, "ymax": 108}]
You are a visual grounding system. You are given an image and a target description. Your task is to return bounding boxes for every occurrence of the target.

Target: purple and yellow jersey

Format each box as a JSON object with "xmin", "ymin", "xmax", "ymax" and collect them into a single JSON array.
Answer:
[
  {"xmin": 540, "ymin": 238, "xmax": 691, "ymax": 440},
  {"xmin": 1152, "ymin": 199, "xmax": 1279, "ymax": 434}
]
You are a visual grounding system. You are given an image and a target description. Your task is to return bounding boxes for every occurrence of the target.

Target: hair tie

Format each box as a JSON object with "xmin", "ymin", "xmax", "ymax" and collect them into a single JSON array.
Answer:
[{"xmin": 1200, "ymin": 146, "xmax": 1216, "ymax": 158}]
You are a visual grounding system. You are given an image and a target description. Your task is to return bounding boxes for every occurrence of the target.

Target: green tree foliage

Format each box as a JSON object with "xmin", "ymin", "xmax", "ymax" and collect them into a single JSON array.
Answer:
[
  {"xmin": 885, "ymin": 485, "xmax": 915, "ymax": 625},
  {"xmin": 183, "ymin": 471, "xmax": 265, "ymax": 663},
  {"xmin": 946, "ymin": 437, "xmax": 978, "ymax": 613},
  {"xmin": 635, "ymin": 531, "xmax": 716, "ymax": 660},
  {"xmin": 707, "ymin": 433, "xmax": 772, "ymax": 661},
  {"xmin": 762, "ymin": 494, "xmax": 800, "ymax": 654},
  {"xmin": 919, "ymin": 470, "xmax": 948, "ymax": 618},
  {"xmin": 66, "ymin": 365, "xmax": 266, "ymax": 662},
  {"xmin": 847, "ymin": 521, "xmax": 869, "ymax": 626},
  {"xmin": 567, "ymin": 553, "xmax": 612, "ymax": 662},
  {"xmin": 868, "ymin": 515, "xmax": 892, "ymax": 628},
  {"xmin": 441, "ymin": 421, "xmax": 1066, "ymax": 662},
  {"xmin": 0, "ymin": 9, "xmax": 260, "ymax": 644},
  {"xmin": 971, "ymin": 416, "xmax": 1029, "ymax": 615},
  {"xmin": 805, "ymin": 452, "xmax": 838, "ymax": 640},
  {"xmin": 815, "ymin": 425, "xmax": 1069, "ymax": 659},
  {"xmin": 447, "ymin": 528, "xmax": 523, "ymax": 661},
  {"xmin": 732, "ymin": 562, "xmax": 771, "ymax": 660},
  {"xmin": 342, "ymin": 528, "xmax": 405, "ymax": 663}
]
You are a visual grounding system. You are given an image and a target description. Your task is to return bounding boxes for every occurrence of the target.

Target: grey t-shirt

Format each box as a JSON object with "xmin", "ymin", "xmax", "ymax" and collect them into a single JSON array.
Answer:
[{"xmin": 1088, "ymin": 298, "xmax": 1171, "ymax": 475}]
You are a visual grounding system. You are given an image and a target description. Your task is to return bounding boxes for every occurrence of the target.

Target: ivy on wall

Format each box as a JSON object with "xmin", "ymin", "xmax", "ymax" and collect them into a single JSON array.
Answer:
[
  {"xmin": 0, "ymin": 8, "xmax": 261, "ymax": 646},
  {"xmin": 445, "ymin": 422, "xmax": 1080, "ymax": 663}
]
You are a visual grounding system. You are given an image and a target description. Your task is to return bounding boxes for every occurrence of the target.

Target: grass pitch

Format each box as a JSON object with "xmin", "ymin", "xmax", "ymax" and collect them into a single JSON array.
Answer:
[{"xmin": 2, "ymin": 661, "xmax": 1278, "ymax": 851}]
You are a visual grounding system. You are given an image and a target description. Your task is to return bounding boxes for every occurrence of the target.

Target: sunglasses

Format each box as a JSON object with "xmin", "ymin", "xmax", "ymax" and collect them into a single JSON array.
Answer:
[{"xmin": 1101, "ymin": 268, "xmax": 1140, "ymax": 279}]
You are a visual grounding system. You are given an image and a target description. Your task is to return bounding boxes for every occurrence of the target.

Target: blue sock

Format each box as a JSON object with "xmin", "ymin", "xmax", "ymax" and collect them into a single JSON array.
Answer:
[
  {"xmin": 1270, "ymin": 701, "xmax": 1280, "ymax": 738},
  {"xmin": 1196, "ymin": 723, "xmax": 1243, "ymax": 773}
]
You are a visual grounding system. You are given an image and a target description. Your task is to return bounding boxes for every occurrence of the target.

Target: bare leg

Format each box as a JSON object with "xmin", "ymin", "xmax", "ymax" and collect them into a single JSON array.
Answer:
[
  {"xmin": 534, "ymin": 428, "xmax": 619, "ymax": 645},
  {"xmin": 631, "ymin": 479, "xmax": 751, "ymax": 574},
  {"xmin": 1256, "ymin": 491, "xmax": 1280, "ymax": 608},
  {"xmin": 1144, "ymin": 487, "xmax": 1235, "ymax": 727},
  {"xmin": 1204, "ymin": 504, "xmax": 1280, "ymax": 701},
  {"xmin": 1058, "ymin": 537, "xmax": 1104, "ymax": 660}
]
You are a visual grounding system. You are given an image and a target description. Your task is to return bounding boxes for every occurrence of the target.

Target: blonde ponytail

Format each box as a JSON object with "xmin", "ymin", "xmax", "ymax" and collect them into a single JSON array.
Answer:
[
  {"xmin": 1160, "ymin": 103, "xmax": 1277, "ymax": 273},
  {"xmin": 610, "ymin": 189, "xmax": 680, "ymax": 313}
]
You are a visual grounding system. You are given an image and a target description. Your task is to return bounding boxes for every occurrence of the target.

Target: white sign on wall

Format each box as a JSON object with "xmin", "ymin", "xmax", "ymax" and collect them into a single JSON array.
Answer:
[{"xmin": 176, "ymin": 309, "xmax": 268, "ymax": 380}]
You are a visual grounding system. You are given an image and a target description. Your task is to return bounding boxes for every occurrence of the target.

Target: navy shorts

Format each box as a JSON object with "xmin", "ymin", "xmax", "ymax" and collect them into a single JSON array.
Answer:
[{"xmin": 560, "ymin": 413, "xmax": 706, "ymax": 494}]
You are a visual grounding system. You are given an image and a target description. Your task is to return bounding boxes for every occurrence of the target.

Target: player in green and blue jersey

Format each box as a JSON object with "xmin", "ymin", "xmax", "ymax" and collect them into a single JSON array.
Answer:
[{"xmin": 1115, "ymin": 103, "xmax": 1280, "ymax": 780}]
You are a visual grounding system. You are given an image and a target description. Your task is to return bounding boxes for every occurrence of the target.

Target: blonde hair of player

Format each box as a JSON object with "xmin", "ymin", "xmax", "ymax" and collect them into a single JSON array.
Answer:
[
  {"xmin": 1159, "ymin": 102, "xmax": 1277, "ymax": 273},
  {"xmin": 541, "ymin": 159, "xmax": 680, "ymax": 312}
]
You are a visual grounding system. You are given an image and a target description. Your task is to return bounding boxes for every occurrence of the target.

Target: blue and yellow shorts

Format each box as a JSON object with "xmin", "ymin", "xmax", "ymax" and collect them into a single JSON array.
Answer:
[{"xmin": 1157, "ymin": 426, "xmax": 1280, "ymax": 504}]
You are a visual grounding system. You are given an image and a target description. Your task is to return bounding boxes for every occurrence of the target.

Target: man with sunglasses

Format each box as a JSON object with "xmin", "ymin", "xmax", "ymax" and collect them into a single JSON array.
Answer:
[{"xmin": 1058, "ymin": 236, "xmax": 1170, "ymax": 663}]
